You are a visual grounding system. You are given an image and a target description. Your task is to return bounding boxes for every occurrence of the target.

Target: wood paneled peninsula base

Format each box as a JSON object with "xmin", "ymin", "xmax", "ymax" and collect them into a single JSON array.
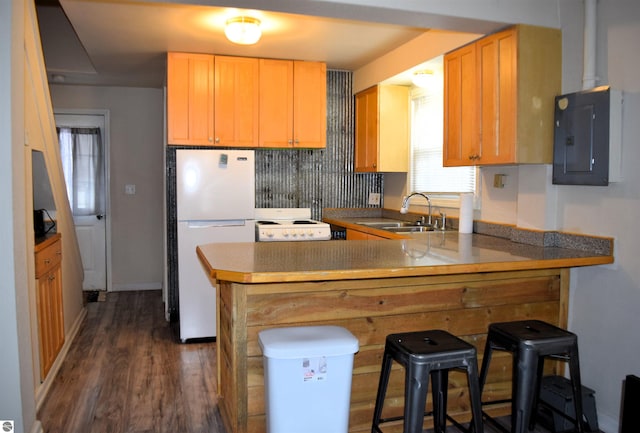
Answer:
[{"xmin": 196, "ymin": 233, "xmax": 612, "ymax": 433}]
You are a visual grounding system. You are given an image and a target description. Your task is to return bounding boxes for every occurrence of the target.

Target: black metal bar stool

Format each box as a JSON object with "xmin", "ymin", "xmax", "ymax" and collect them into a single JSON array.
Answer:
[
  {"xmin": 478, "ymin": 320, "xmax": 585, "ymax": 433},
  {"xmin": 371, "ymin": 329, "xmax": 484, "ymax": 433}
]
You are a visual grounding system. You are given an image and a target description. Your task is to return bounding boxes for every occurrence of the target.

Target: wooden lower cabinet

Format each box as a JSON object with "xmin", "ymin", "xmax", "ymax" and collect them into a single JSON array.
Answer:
[
  {"xmin": 35, "ymin": 234, "xmax": 64, "ymax": 380},
  {"xmin": 346, "ymin": 228, "xmax": 387, "ymax": 240},
  {"xmin": 217, "ymin": 268, "xmax": 568, "ymax": 433}
]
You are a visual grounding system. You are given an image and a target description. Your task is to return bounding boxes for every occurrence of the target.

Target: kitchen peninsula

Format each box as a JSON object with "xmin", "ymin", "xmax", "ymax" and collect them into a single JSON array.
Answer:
[{"xmin": 196, "ymin": 232, "xmax": 612, "ymax": 433}]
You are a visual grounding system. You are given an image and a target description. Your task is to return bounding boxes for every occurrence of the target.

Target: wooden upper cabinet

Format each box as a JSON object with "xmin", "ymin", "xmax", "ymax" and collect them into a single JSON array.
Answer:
[
  {"xmin": 443, "ymin": 44, "xmax": 478, "ymax": 166},
  {"xmin": 355, "ymin": 85, "xmax": 409, "ymax": 172},
  {"xmin": 293, "ymin": 61, "xmax": 326, "ymax": 148},
  {"xmin": 214, "ymin": 56, "xmax": 259, "ymax": 147},
  {"xmin": 167, "ymin": 52, "xmax": 214, "ymax": 146},
  {"xmin": 259, "ymin": 59, "xmax": 294, "ymax": 148},
  {"xmin": 443, "ymin": 25, "xmax": 561, "ymax": 166},
  {"xmin": 259, "ymin": 59, "xmax": 326, "ymax": 148},
  {"xmin": 167, "ymin": 53, "xmax": 326, "ymax": 148}
]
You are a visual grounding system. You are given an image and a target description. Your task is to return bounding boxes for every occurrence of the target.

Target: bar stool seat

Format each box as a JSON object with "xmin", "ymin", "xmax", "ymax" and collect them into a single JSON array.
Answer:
[
  {"xmin": 371, "ymin": 329, "xmax": 484, "ymax": 433},
  {"xmin": 478, "ymin": 320, "xmax": 585, "ymax": 433}
]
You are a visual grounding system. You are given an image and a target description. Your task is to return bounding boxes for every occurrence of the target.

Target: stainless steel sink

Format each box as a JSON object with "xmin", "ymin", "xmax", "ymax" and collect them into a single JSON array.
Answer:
[
  {"xmin": 357, "ymin": 220, "xmax": 426, "ymax": 228},
  {"xmin": 383, "ymin": 226, "xmax": 435, "ymax": 233},
  {"xmin": 357, "ymin": 220, "xmax": 438, "ymax": 232},
  {"xmin": 355, "ymin": 221, "xmax": 404, "ymax": 228}
]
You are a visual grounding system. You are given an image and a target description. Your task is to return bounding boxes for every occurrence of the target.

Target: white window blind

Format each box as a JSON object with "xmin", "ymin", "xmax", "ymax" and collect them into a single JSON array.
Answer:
[{"xmin": 409, "ymin": 86, "xmax": 476, "ymax": 196}]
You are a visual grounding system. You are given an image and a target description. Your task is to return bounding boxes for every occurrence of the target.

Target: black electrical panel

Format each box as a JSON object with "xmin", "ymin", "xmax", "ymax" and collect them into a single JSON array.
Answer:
[{"xmin": 552, "ymin": 86, "xmax": 611, "ymax": 186}]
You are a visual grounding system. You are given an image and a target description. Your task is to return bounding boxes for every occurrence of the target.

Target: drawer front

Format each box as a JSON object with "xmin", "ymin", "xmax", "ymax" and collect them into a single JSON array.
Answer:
[{"xmin": 35, "ymin": 238, "xmax": 62, "ymax": 277}]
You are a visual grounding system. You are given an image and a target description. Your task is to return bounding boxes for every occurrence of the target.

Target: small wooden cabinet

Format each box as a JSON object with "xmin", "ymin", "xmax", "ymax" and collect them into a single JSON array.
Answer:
[
  {"xmin": 444, "ymin": 25, "xmax": 561, "ymax": 166},
  {"xmin": 214, "ymin": 56, "xmax": 260, "ymax": 147},
  {"xmin": 167, "ymin": 52, "xmax": 214, "ymax": 145},
  {"xmin": 355, "ymin": 85, "xmax": 409, "ymax": 172},
  {"xmin": 35, "ymin": 234, "xmax": 64, "ymax": 380},
  {"xmin": 259, "ymin": 59, "xmax": 326, "ymax": 148}
]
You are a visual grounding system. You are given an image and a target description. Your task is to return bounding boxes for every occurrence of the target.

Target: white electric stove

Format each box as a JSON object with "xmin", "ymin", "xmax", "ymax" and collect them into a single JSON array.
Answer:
[{"xmin": 255, "ymin": 208, "xmax": 331, "ymax": 242}]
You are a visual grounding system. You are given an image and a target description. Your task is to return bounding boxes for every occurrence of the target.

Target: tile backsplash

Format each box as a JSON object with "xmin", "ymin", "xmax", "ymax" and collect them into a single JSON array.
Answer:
[{"xmin": 255, "ymin": 70, "xmax": 382, "ymax": 219}]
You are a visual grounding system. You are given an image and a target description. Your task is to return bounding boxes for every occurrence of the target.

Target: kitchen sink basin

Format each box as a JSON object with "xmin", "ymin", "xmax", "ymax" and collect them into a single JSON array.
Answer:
[
  {"xmin": 383, "ymin": 226, "xmax": 435, "ymax": 233},
  {"xmin": 356, "ymin": 220, "xmax": 449, "ymax": 234},
  {"xmin": 356, "ymin": 221, "xmax": 405, "ymax": 228},
  {"xmin": 357, "ymin": 220, "xmax": 427, "ymax": 228}
]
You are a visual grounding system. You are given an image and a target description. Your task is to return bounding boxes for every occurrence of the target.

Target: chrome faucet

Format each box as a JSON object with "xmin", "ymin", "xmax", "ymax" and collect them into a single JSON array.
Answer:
[{"xmin": 400, "ymin": 192, "xmax": 432, "ymax": 226}]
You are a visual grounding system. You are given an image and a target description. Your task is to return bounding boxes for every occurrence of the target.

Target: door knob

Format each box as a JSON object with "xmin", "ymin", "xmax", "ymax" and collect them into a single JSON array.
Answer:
[{"xmin": 96, "ymin": 214, "xmax": 104, "ymax": 220}]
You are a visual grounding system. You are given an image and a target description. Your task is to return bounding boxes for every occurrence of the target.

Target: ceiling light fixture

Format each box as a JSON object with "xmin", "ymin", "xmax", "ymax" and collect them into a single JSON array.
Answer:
[
  {"xmin": 412, "ymin": 70, "xmax": 435, "ymax": 89},
  {"xmin": 225, "ymin": 16, "xmax": 262, "ymax": 45}
]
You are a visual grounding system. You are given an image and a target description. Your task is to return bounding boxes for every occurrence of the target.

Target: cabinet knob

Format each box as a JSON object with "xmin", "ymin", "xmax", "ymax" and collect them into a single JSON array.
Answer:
[
  {"xmin": 208, "ymin": 137, "xmax": 213, "ymax": 142},
  {"xmin": 372, "ymin": 163, "xmax": 377, "ymax": 168},
  {"xmin": 294, "ymin": 139, "xmax": 299, "ymax": 145},
  {"xmin": 215, "ymin": 137, "xmax": 220, "ymax": 143},
  {"xmin": 288, "ymin": 139, "xmax": 293, "ymax": 145},
  {"xmin": 49, "ymin": 274, "xmax": 55, "ymax": 281},
  {"xmin": 44, "ymin": 258, "xmax": 50, "ymax": 264}
]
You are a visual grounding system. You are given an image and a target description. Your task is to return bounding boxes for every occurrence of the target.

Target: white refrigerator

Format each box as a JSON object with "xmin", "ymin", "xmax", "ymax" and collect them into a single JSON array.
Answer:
[{"xmin": 176, "ymin": 149, "xmax": 255, "ymax": 341}]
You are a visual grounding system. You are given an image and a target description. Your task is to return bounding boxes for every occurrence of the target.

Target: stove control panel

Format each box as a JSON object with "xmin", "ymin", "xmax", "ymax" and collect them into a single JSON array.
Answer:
[{"xmin": 256, "ymin": 226, "xmax": 331, "ymax": 242}]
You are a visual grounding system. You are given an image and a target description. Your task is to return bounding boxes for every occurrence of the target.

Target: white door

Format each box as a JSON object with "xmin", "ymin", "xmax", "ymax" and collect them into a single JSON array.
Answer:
[
  {"xmin": 55, "ymin": 112, "xmax": 110, "ymax": 291},
  {"xmin": 74, "ymin": 214, "xmax": 106, "ymax": 290}
]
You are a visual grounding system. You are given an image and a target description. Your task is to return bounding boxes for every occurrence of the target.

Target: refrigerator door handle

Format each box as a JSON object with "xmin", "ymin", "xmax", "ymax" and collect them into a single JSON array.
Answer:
[{"xmin": 184, "ymin": 220, "xmax": 249, "ymax": 229}]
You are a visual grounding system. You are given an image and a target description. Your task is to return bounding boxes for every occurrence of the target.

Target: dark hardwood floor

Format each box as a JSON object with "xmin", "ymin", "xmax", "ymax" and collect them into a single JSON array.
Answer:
[
  {"xmin": 38, "ymin": 290, "xmax": 224, "ymax": 433},
  {"xmin": 38, "ymin": 290, "xmax": 582, "ymax": 433}
]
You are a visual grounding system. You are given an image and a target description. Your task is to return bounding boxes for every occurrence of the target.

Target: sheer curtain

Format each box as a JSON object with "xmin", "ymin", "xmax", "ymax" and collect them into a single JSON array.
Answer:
[{"xmin": 57, "ymin": 127, "xmax": 105, "ymax": 216}]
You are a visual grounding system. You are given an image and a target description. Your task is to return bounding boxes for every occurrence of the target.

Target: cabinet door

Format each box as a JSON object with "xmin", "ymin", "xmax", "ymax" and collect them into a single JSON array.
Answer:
[
  {"xmin": 167, "ymin": 53, "xmax": 214, "ymax": 145},
  {"xmin": 293, "ymin": 61, "xmax": 326, "ymax": 148},
  {"xmin": 259, "ymin": 59, "xmax": 294, "ymax": 147},
  {"xmin": 214, "ymin": 56, "xmax": 259, "ymax": 147},
  {"xmin": 477, "ymin": 28, "xmax": 516, "ymax": 164},
  {"xmin": 443, "ymin": 44, "xmax": 478, "ymax": 166},
  {"xmin": 36, "ymin": 264, "xmax": 64, "ymax": 379},
  {"xmin": 378, "ymin": 85, "xmax": 409, "ymax": 172},
  {"xmin": 346, "ymin": 229, "xmax": 386, "ymax": 240},
  {"xmin": 355, "ymin": 86, "xmax": 379, "ymax": 172}
]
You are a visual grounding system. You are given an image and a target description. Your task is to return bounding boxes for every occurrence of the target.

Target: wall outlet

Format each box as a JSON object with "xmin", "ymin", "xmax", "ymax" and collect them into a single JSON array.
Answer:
[
  {"xmin": 368, "ymin": 192, "xmax": 381, "ymax": 205},
  {"xmin": 125, "ymin": 184, "xmax": 136, "ymax": 195},
  {"xmin": 493, "ymin": 173, "xmax": 506, "ymax": 188}
]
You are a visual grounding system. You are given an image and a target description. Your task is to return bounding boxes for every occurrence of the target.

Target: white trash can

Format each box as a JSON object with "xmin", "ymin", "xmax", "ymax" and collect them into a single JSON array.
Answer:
[{"xmin": 258, "ymin": 325, "xmax": 360, "ymax": 433}]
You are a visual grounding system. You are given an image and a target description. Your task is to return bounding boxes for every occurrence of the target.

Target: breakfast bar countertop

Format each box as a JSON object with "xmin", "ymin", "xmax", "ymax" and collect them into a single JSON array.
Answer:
[
  {"xmin": 198, "ymin": 219, "xmax": 614, "ymax": 433},
  {"xmin": 196, "ymin": 231, "xmax": 613, "ymax": 284}
]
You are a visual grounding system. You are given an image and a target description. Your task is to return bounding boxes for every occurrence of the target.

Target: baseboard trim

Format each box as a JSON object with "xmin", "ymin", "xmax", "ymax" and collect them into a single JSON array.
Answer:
[
  {"xmin": 110, "ymin": 282, "xmax": 162, "ymax": 291},
  {"xmin": 35, "ymin": 306, "xmax": 87, "ymax": 411},
  {"xmin": 29, "ymin": 420, "xmax": 43, "ymax": 433}
]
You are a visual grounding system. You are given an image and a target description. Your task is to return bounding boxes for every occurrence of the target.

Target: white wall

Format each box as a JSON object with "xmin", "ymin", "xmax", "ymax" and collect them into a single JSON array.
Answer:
[
  {"xmin": 2, "ymin": 1, "xmax": 39, "ymax": 432},
  {"xmin": 556, "ymin": 1, "xmax": 640, "ymax": 430},
  {"xmin": 50, "ymin": 85, "xmax": 165, "ymax": 291}
]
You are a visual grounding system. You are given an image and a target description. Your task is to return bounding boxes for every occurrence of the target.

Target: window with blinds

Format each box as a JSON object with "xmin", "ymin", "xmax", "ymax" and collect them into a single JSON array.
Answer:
[{"xmin": 409, "ymin": 84, "xmax": 476, "ymax": 205}]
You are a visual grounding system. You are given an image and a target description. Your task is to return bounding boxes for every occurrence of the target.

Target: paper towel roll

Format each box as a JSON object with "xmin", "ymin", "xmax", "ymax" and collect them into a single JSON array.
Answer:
[{"xmin": 459, "ymin": 193, "xmax": 474, "ymax": 234}]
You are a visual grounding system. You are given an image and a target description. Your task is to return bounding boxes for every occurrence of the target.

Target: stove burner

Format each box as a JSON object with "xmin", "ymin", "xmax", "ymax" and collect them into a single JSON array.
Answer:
[
  {"xmin": 257, "ymin": 220, "xmax": 280, "ymax": 225},
  {"xmin": 293, "ymin": 220, "xmax": 317, "ymax": 225}
]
